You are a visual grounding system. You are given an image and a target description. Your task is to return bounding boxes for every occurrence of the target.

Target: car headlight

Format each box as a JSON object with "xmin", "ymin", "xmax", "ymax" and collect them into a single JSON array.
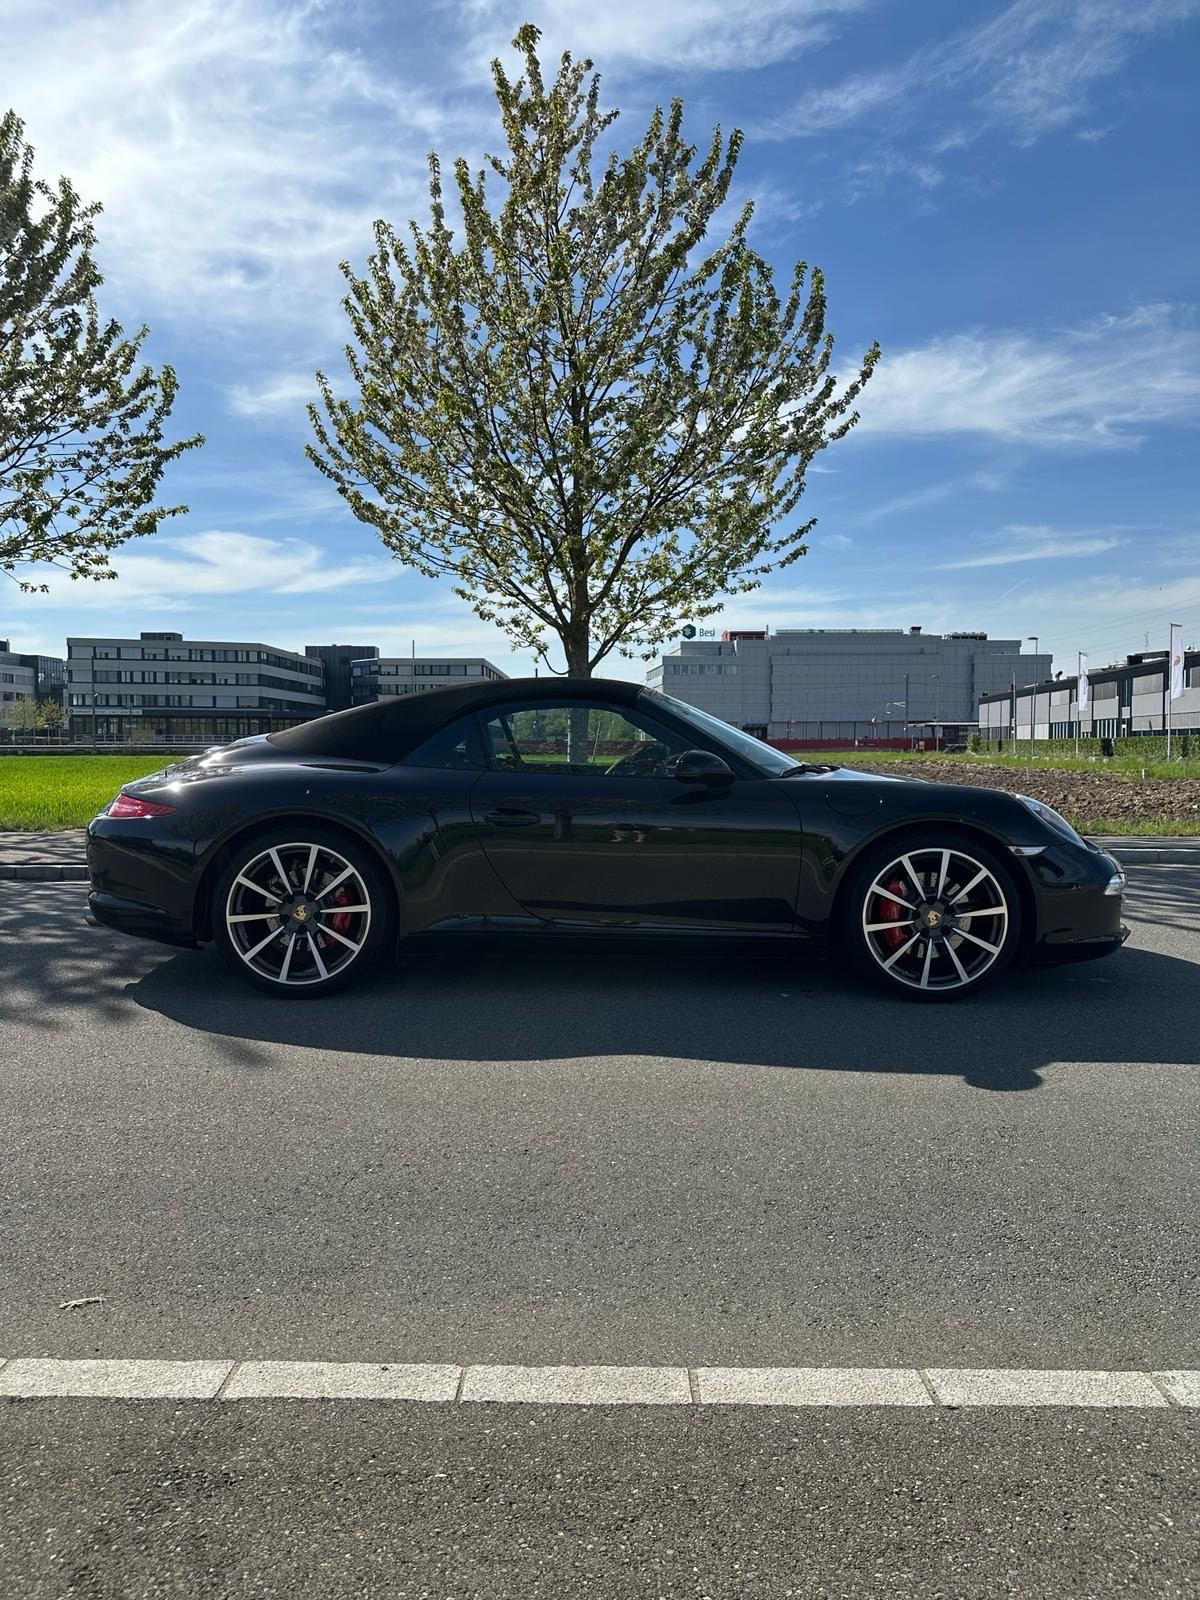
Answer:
[{"xmin": 1016, "ymin": 794, "xmax": 1086, "ymax": 847}]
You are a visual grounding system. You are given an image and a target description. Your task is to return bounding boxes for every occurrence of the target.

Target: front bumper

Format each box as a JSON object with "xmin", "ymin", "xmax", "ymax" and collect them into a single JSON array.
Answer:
[{"xmin": 1025, "ymin": 844, "xmax": 1130, "ymax": 966}]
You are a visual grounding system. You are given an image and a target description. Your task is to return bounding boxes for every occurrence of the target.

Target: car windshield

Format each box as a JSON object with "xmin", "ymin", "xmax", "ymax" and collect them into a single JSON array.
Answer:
[{"xmin": 647, "ymin": 691, "xmax": 810, "ymax": 776}]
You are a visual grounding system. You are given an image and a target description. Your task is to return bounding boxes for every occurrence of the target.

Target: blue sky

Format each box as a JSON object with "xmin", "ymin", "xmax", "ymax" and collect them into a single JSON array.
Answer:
[{"xmin": 2, "ymin": 0, "xmax": 1198, "ymax": 677}]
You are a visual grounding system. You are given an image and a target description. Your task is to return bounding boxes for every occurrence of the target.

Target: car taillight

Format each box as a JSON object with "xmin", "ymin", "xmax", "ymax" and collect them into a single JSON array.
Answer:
[{"xmin": 107, "ymin": 792, "xmax": 177, "ymax": 819}]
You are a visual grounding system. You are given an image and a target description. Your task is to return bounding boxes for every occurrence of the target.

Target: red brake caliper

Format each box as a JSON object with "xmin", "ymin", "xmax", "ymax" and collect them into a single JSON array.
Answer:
[
  {"xmin": 877, "ymin": 875, "xmax": 910, "ymax": 950},
  {"xmin": 327, "ymin": 887, "xmax": 354, "ymax": 935}
]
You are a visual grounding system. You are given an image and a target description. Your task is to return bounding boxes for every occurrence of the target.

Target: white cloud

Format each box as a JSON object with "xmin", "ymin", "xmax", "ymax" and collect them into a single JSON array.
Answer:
[
  {"xmin": 857, "ymin": 472, "xmax": 1008, "ymax": 524},
  {"xmin": 934, "ymin": 526, "xmax": 1123, "ymax": 570},
  {"xmin": 962, "ymin": 0, "xmax": 1199, "ymax": 141},
  {"xmin": 769, "ymin": 0, "xmax": 1199, "ymax": 148},
  {"xmin": 19, "ymin": 532, "xmax": 398, "ymax": 608},
  {"xmin": 228, "ymin": 372, "xmax": 322, "ymax": 420},
  {"xmin": 0, "ymin": 0, "xmax": 449, "ymax": 329},
  {"xmin": 461, "ymin": 0, "xmax": 869, "ymax": 73},
  {"xmin": 858, "ymin": 305, "xmax": 1200, "ymax": 447}
]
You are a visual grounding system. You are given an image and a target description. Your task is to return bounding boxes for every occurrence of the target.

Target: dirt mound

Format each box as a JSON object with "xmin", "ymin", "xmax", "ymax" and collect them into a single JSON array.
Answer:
[{"xmin": 841, "ymin": 759, "xmax": 1200, "ymax": 830}]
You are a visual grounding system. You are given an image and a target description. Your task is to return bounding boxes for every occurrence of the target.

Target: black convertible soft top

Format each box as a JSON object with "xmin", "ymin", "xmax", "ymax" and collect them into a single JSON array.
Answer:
[{"xmin": 266, "ymin": 676, "xmax": 645, "ymax": 763}]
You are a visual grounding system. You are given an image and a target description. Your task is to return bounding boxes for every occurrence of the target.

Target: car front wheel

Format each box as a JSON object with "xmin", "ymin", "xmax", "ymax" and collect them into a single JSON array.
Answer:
[
  {"xmin": 845, "ymin": 835, "xmax": 1020, "ymax": 1001},
  {"xmin": 212, "ymin": 828, "xmax": 392, "ymax": 997}
]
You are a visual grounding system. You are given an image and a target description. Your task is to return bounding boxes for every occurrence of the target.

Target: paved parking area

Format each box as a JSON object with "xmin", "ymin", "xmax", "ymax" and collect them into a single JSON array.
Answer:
[{"xmin": 0, "ymin": 866, "xmax": 1196, "ymax": 1595}]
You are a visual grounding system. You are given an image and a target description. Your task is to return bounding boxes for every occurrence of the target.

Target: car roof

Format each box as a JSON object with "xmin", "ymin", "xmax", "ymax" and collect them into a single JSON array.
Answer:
[{"xmin": 267, "ymin": 676, "xmax": 646, "ymax": 761}]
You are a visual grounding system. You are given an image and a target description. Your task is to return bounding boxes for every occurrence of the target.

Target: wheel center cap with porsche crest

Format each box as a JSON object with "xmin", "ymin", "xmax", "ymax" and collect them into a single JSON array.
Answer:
[{"xmin": 291, "ymin": 902, "xmax": 312, "ymax": 924}]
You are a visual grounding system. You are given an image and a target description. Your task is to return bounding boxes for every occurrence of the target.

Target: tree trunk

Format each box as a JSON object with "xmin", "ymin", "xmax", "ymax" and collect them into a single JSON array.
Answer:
[{"xmin": 562, "ymin": 622, "xmax": 591, "ymax": 765}]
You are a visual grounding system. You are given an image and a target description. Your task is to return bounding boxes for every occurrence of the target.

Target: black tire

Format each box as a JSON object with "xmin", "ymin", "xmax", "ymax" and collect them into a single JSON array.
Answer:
[
  {"xmin": 839, "ymin": 832, "xmax": 1021, "ymax": 1003},
  {"xmin": 211, "ymin": 825, "xmax": 394, "ymax": 998}
]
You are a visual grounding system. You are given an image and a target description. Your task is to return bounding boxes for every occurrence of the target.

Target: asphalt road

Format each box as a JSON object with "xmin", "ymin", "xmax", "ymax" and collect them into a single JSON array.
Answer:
[{"xmin": 1, "ymin": 866, "xmax": 1197, "ymax": 1596}]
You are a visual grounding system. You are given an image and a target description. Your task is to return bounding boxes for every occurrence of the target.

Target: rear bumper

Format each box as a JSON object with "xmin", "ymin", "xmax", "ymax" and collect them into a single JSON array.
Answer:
[
  {"xmin": 86, "ymin": 817, "xmax": 203, "ymax": 948},
  {"xmin": 86, "ymin": 891, "xmax": 201, "ymax": 948}
]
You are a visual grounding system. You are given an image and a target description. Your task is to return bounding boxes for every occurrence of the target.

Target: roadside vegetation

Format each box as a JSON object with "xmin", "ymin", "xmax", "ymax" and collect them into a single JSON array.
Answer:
[
  {"xmin": 815, "ymin": 749, "xmax": 1200, "ymax": 781},
  {"xmin": 821, "ymin": 752, "xmax": 1200, "ymax": 836},
  {"xmin": 0, "ymin": 756, "xmax": 170, "ymax": 830},
  {"xmin": 3, "ymin": 749, "xmax": 1198, "ymax": 837}
]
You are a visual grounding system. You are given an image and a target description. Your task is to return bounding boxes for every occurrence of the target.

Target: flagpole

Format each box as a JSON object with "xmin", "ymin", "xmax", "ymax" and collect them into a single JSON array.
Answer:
[
  {"xmin": 1075, "ymin": 651, "xmax": 1088, "ymax": 758},
  {"xmin": 1168, "ymin": 622, "xmax": 1184, "ymax": 762}
]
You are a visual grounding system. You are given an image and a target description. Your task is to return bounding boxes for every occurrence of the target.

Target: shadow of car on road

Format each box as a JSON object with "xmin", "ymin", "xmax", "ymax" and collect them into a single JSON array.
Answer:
[
  {"xmin": 118, "ymin": 928, "xmax": 1200, "ymax": 1095},
  {"xmin": 7, "ymin": 877, "xmax": 1197, "ymax": 1094}
]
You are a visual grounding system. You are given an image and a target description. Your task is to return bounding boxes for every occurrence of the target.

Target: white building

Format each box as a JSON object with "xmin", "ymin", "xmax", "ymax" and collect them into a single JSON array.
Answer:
[
  {"xmin": 0, "ymin": 641, "xmax": 38, "ymax": 707},
  {"xmin": 979, "ymin": 649, "xmax": 1200, "ymax": 742},
  {"xmin": 66, "ymin": 632, "xmax": 325, "ymax": 743},
  {"xmin": 648, "ymin": 627, "xmax": 1051, "ymax": 744},
  {"xmin": 351, "ymin": 656, "xmax": 507, "ymax": 703}
]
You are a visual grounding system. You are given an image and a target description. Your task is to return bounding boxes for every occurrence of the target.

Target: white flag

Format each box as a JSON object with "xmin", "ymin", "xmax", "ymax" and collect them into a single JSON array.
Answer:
[
  {"xmin": 1077, "ymin": 653, "xmax": 1089, "ymax": 712},
  {"xmin": 1169, "ymin": 623, "xmax": 1184, "ymax": 700}
]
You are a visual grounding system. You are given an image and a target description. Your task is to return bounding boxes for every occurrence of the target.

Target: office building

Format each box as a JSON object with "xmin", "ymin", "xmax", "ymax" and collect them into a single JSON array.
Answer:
[
  {"xmin": 647, "ymin": 627, "xmax": 1051, "ymax": 744},
  {"xmin": 0, "ymin": 640, "xmax": 64, "ymax": 706},
  {"xmin": 66, "ymin": 632, "xmax": 325, "ymax": 743},
  {"xmin": 979, "ymin": 648, "xmax": 1200, "ymax": 741},
  {"xmin": 305, "ymin": 643, "xmax": 380, "ymax": 713},
  {"xmin": 351, "ymin": 656, "xmax": 507, "ymax": 704}
]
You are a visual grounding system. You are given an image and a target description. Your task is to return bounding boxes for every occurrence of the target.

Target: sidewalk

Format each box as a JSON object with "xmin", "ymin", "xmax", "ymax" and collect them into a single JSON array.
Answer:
[
  {"xmin": 2, "ymin": 829, "xmax": 1197, "ymax": 883},
  {"xmin": 0, "ymin": 831, "xmax": 89, "ymax": 881}
]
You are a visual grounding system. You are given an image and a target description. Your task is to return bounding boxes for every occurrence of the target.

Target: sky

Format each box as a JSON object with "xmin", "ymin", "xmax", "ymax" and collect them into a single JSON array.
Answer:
[{"xmin": 2, "ymin": 0, "xmax": 1198, "ymax": 679}]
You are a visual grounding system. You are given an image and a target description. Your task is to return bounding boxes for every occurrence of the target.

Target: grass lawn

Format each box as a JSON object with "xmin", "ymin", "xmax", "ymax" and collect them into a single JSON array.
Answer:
[
  {"xmin": 813, "ymin": 748, "xmax": 1200, "ymax": 780},
  {"xmin": 0, "ymin": 756, "xmax": 173, "ymax": 831}
]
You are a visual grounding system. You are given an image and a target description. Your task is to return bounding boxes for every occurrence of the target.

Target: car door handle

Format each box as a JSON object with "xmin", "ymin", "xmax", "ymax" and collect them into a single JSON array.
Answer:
[{"xmin": 483, "ymin": 809, "xmax": 541, "ymax": 828}]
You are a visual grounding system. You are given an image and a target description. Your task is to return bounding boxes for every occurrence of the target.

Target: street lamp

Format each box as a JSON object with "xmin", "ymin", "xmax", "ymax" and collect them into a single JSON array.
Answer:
[{"xmin": 1027, "ymin": 637, "xmax": 1041, "ymax": 685}]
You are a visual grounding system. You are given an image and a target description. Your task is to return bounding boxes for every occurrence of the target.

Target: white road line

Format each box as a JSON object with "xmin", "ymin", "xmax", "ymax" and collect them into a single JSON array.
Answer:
[
  {"xmin": 461, "ymin": 1365, "xmax": 691, "ymax": 1406},
  {"xmin": 926, "ymin": 1369, "xmax": 1168, "ymax": 1408},
  {"xmin": 223, "ymin": 1361, "xmax": 460, "ymax": 1402},
  {"xmin": 0, "ymin": 1359, "xmax": 232, "ymax": 1400},
  {"xmin": 0, "ymin": 1360, "xmax": 1194, "ymax": 1407},
  {"xmin": 1153, "ymin": 1371, "xmax": 1200, "ymax": 1407},
  {"xmin": 697, "ymin": 1367, "xmax": 931, "ymax": 1407}
]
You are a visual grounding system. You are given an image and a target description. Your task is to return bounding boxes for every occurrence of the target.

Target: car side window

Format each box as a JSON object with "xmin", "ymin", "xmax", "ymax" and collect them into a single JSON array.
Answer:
[
  {"xmin": 402, "ymin": 716, "xmax": 489, "ymax": 770},
  {"xmin": 479, "ymin": 702, "xmax": 689, "ymax": 777}
]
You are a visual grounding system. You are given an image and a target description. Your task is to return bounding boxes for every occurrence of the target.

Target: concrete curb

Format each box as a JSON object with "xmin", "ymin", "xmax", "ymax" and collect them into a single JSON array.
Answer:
[
  {"xmin": 0, "ymin": 864, "xmax": 90, "ymax": 882},
  {"xmin": 1088, "ymin": 838, "xmax": 1200, "ymax": 866}
]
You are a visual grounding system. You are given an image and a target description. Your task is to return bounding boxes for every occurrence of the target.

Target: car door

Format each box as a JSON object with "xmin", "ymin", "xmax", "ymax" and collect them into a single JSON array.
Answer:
[{"xmin": 469, "ymin": 697, "xmax": 804, "ymax": 931}]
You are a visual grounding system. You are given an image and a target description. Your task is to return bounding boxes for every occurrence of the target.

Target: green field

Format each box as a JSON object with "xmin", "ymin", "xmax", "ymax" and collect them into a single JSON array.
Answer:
[
  {"xmin": 0, "ymin": 756, "xmax": 172, "ymax": 831},
  {"xmin": 815, "ymin": 749, "xmax": 1200, "ymax": 781},
  {"xmin": 1, "ymin": 749, "xmax": 1198, "ymax": 835}
]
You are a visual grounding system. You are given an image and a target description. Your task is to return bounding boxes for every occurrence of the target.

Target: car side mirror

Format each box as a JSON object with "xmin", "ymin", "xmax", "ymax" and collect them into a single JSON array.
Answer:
[{"xmin": 671, "ymin": 749, "xmax": 734, "ymax": 786}]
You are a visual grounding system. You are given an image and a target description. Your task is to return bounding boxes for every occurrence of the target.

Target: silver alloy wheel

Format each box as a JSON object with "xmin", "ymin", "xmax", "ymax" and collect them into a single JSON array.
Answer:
[
  {"xmin": 224, "ymin": 841, "xmax": 372, "ymax": 988},
  {"xmin": 861, "ymin": 845, "xmax": 1010, "ymax": 993}
]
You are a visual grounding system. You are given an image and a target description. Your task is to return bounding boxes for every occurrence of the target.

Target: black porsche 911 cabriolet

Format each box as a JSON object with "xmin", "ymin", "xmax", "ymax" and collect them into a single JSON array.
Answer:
[{"xmin": 85, "ymin": 676, "xmax": 1127, "ymax": 1001}]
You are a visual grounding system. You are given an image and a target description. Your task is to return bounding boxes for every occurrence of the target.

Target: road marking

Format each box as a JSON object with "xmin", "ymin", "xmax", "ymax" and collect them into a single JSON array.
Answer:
[
  {"xmin": 697, "ymin": 1367, "xmax": 931, "ymax": 1407},
  {"xmin": 0, "ymin": 1360, "xmax": 1194, "ymax": 1407},
  {"xmin": 461, "ymin": 1365, "xmax": 691, "ymax": 1406},
  {"xmin": 1153, "ymin": 1371, "xmax": 1200, "ymax": 1407},
  {"xmin": 0, "ymin": 1359, "xmax": 232, "ymax": 1400},
  {"xmin": 223, "ymin": 1361, "xmax": 460, "ymax": 1401},
  {"xmin": 925, "ymin": 1369, "xmax": 1168, "ymax": 1408}
]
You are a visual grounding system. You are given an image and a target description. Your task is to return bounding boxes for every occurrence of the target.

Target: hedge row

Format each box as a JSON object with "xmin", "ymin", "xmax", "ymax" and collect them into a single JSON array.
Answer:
[{"xmin": 969, "ymin": 733, "xmax": 1194, "ymax": 760}]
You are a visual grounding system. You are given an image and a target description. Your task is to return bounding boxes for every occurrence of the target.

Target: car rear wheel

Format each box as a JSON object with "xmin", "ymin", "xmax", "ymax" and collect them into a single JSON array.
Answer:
[
  {"xmin": 212, "ymin": 828, "xmax": 392, "ymax": 997},
  {"xmin": 844, "ymin": 835, "xmax": 1020, "ymax": 1002}
]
